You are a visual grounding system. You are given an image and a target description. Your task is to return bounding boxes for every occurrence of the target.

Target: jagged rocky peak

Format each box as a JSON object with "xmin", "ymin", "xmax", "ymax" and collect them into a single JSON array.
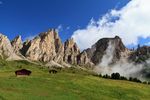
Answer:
[
  {"xmin": 38, "ymin": 28, "xmax": 62, "ymax": 53},
  {"xmin": 39, "ymin": 29, "xmax": 58, "ymax": 39},
  {"xmin": 23, "ymin": 39, "xmax": 31, "ymax": 45},
  {"xmin": 0, "ymin": 33, "xmax": 14, "ymax": 58},
  {"xmin": 24, "ymin": 29, "xmax": 63, "ymax": 62},
  {"xmin": 77, "ymin": 50, "xmax": 94, "ymax": 67},
  {"xmin": 11, "ymin": 35, "xmax": 23, "ymax": 54},
  {"xmin": 77, "ymin": 51, "xmax": 88, "ymax": 65},
  {"xmin": 113, "ymin": 35, "xmax": 126, "ymax": 51},
  {"xmin": 64, "ymin": 38, "xmax": 80, "ymax": 64},
  {"xmin": 130, "ymin": 46, "xmax": 150, "ymax": 63},
  {"xmin": 136, "ymin": 46, "xmax": 150, "ymax": 55},
  {"xmin": 64, "ymin": 38, "xmax": 80, "ymax": 52},
  {"xmin": 85, "ymin": 36, "xmax": 128, "ymax": 65},
  {"xmin": 21, "ymin": 39, "xmax": 31, "ymax": 56}
]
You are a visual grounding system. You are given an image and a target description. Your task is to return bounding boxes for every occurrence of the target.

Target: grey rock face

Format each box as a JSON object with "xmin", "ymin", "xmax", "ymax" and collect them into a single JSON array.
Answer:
[
  {"xmin": 63, "ymin": 38, "xmax": 80, "ymax": 64},
  {"xmin": 130, "ymin": 46, "xmax": 150, "ymax": 63},
  {"xmin": 77, "ymin": 51, "xmax": 94, "ymax": 67},
  {"xmin": 85, "ymin": 36, "xmax": 127, "ymax": 65},
  {"xmin": 11, "ymin": 35, "xmax": 23, "ymax": 54}
]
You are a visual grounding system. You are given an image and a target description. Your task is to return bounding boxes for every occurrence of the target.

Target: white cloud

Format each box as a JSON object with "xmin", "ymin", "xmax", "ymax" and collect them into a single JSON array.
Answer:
[
  {"xmin": 56, "ymin": 25, "xmax": 63, "ymax": 33},
  {"xmin": 72, "ymin": 0, "xmax": 150, "ymax": 50}
]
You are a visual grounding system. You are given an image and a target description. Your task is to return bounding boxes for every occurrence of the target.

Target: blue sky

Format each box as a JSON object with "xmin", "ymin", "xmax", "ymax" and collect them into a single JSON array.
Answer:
[
  {"xmin": 0, "ymin": 0, "xmax": 149, "ymax": 50},
  {"xmin": 0, "ymin": 0, "xmax": 129, "ymax": 41}
]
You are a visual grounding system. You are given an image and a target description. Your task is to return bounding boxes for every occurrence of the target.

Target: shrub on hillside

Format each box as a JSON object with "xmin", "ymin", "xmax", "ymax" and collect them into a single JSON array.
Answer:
[
  {"xmin": 133, "ymin": 78, "xmax": 141, "ymax": 83},
  {"xmin": 120, "ymin": 76, "xmax": 127, "ymax": 80},
  {"xmin": 129, "ymin": 77, "xmax": 141, "ymax": 83},
  {"xmin": 111, "ymin": 73, "xmax": 120, "ymax": 79},
  {"xmin": 99, "ymin": 74, "xmax": 102, "ymax": 77},
  {"xmin": 129, "ymin": 77, "xmax": 133, "ymax": 81},
  {"xmin": 102, "ymin": 74, "xmax": 110, "ymax": 79}
]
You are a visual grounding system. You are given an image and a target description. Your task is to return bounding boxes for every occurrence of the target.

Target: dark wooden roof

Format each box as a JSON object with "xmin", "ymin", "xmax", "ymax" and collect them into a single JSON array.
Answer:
[{"xmin": 15, "ymin": 69, "xmax": 31, "ymax": 76}]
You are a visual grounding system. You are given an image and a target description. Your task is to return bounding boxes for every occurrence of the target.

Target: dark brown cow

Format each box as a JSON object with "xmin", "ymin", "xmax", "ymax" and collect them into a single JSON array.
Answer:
[{"xmin": 15, "ymin": 69, "xmax": 31, "ymax": 76}]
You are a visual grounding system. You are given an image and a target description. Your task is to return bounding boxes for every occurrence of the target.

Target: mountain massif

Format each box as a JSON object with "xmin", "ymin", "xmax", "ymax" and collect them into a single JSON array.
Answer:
[
  {"xmin": 0, "ymin": 29, "xmax": 92, "ymax": 67},
  {"xmin": 0, "ymin": 29, "xmax": 150, "ymax": 69}
]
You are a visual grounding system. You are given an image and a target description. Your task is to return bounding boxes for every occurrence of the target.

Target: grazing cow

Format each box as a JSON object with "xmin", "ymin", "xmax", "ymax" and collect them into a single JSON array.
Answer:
[
  {"xmin": 49, "ymin": 69, "xmax": 57, "ymax": 74},
  {"xmin": 15, "ymin": 69, "xmax": 31, "ymax": 76}
]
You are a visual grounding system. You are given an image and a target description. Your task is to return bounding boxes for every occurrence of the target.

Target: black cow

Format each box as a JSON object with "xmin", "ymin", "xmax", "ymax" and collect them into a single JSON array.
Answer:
[{"xmin": 49, "ymin": 69, "xmax": 58, "ymax": 74}]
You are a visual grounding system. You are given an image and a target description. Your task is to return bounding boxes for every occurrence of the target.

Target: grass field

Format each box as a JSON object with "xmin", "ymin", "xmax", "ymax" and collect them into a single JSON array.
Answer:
[{"xmin": 0, "ymin": 60, "xmax": 150, "ymax": 100}]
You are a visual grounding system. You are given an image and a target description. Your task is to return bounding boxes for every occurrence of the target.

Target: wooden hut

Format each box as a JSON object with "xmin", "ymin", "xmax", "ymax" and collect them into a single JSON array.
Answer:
[{"xmin": 15, "ymin": 69, "xmax": 31, "ymax": 76}]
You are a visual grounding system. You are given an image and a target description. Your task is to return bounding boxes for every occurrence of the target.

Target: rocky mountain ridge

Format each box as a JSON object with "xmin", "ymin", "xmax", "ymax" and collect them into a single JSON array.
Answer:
[
  {"xmin": 0, "ymin": 29, "xmax": 92, "ymax": 67},
  {"xmin": 0, "ymin": 29, "xmax": 149, "ymax": 68}
]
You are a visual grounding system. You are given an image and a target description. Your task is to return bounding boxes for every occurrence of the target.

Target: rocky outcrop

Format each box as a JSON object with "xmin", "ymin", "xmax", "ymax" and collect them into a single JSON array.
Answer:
[
  {"xmin": 85, "ymin": 36, "xmax": 128, "ymax": 65},
  {"xmin": 0, "ymin": 34, "xmax": 22, "ymax": 60},
  {"xmin": 130, "ymin": 46, "xmax": 150, "ymax": 63},
  {"xmin": 77, "ymin": 51, "xmax": 89, "ymax": 65},
  {"xmin": 21, "ymin": 39, "xmax": 31, "ymax": 56},
  {"xmin": 0, "ymin": 34, "xmax": 14, "ymax": 58},
  {"xmin": 23, "ymin": 29, "xmax": 63, "ymax": 63},
  {"xmin": 63, "ymin": 38, "xmax": 80, "ymax": 64},
  {"xmin": 11, "ymin": 35, "xmax": 23, "ymax": 54},
  {"xmin": 77, "ymin": 51, "xmax": 94, "ymax": 67}
]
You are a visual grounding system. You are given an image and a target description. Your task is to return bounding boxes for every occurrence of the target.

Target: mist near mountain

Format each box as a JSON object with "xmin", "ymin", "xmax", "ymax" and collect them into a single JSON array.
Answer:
[
  {"xmin": 94, "ymin": 41, "xmax": 150, "ymax": 80},
  {"xmin": 99, "ymin": 41, "xmax": 115, "ymax": 67}
]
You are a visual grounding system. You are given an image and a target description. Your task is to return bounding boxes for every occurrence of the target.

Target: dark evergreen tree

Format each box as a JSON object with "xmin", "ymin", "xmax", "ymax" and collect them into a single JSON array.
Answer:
[{"xmin": 111, "ymin": 73, "xmax": 120, "ymax": 79}]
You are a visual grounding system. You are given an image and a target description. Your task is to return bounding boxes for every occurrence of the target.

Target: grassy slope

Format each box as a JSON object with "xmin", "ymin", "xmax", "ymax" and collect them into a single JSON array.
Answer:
[{"xmin": 0, "ymin": 60, "xmax": 150, "ymax": 100}]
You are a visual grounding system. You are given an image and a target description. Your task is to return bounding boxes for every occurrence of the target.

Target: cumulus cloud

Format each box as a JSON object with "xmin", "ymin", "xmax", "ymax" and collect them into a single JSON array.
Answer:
[{"xmin": 72, "ymin": 0, "xmax": 150, "ymax": 50}]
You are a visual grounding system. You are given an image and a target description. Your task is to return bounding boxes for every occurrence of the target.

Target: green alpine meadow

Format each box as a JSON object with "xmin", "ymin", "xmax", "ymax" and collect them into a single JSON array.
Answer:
[{"xmin": 0, "ymin": 60, "xmax": 149, "ymax": 100}]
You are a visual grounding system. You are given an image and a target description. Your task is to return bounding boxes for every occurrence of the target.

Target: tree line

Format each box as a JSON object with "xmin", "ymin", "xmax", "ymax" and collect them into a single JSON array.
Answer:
[{"xmin": 94, "ymin": 72, "xmax": 150, "ymax": 85}]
